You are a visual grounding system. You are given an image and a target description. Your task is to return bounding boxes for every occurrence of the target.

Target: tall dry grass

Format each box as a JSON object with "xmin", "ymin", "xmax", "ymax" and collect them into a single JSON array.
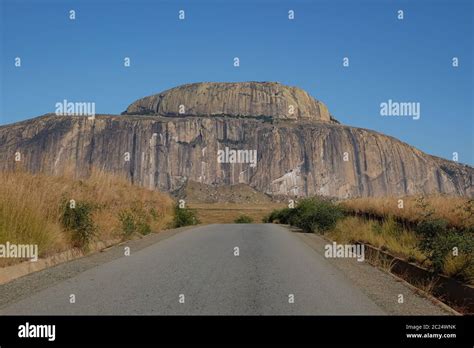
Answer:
[
  {"xmin": 326, "ymin": 215, "xmax": 473, "ymax": 284},
  {"xmin": 340, "ymin": 195, "xmax": 473, "ymax": 230},
  {"xmin": 326, "ymin": 216, "xmax": 425, "ymax": 263},
  {"xmin": 0, "ymin": 169, "xmax": 173, "ymax": 265}
]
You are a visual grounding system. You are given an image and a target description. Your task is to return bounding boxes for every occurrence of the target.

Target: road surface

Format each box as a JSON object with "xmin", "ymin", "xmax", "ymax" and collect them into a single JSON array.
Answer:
[{"xmin": 0, "ymin": 224, "xmax": 449, "ymax": 315}]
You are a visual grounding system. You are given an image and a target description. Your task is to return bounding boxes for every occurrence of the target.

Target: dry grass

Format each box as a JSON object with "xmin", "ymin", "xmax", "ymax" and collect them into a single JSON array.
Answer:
[
  {"xmin": 340, "ymin": 195, "xmax": 473, "ymax": 230},
  {"xmin": 337, "ymin": 195, "xmax": 474, "ymax": 283},
  {"xmin": 442, "ymin": 254, "xmax": 474, "ymax": 284},
  {"xmin": 326, "ymin": 216, "xmax": 425, "ymax": 263},
  {"xmin": 188, "ymin": 202, "xmax": 285, "ymax": 224},
  {"xmin": 0, "ymin": 169, "xmax": 173, "ymax": 266},
  {"xmin": 411, "ymin": 277, "xmax": 439, "ymax": 295},
  {"xmin": 364, "ymin": 250, "xmax": 396, "ymax": 273},
  {"xmin": 326, "ymin": 215, "xmax": 473, "ymax": 284}
]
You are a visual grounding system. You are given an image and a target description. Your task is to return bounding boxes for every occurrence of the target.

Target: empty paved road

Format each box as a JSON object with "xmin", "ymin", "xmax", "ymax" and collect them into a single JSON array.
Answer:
[{"xmin": 0, "ymin": 224, "xmax": 439, "ymax": 315}]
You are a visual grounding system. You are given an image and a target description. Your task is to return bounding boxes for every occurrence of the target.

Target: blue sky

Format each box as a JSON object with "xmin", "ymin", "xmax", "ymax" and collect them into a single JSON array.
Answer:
[{"xmin": 1, "ymin": 0, "xmax": 472, "ymax": 165}]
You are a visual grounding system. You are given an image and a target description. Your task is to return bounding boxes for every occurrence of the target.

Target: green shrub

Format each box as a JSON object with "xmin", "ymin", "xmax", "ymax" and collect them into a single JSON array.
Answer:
[
  {"xmin": 118, "ymin": 206, "xmax": 152, "ymax": 237},
  {"xmin": 149, "ymin": 207, "xmax": 159, "ymax": 221},
  {"xmin": 173, "ymin": 205, "xmax": 199, "ymax": 227},
  {"xmin": 119, "ymin": 210, "xmax": 135, "ymax": 236},
  {"xmin": 277, "ymin": 208, "xmax": 296, "ymax": 224},
  {"xmin": 291, "ymin": 198, "xmax": 344, "ymax": 233},
  {"xmin": 417, "ymin": 220, "xmax": 447, "ymax": 269},
  {"xmin": 416, "ymin": 219, "xmax": 447, "ymax": 246},
  {"xmin": 265, "ymin": 208, "xmax": 294, "ymax": 224},
  {"xmin": 234, "ymin": 215, "xmax": 253, "ymax": 223},
  {"xmin": 265, "ymin": 197, "xmax": 344, "ymax": 233},
  {"xmin": 136, "ymin": 221, "xmax": 151, "ymax": 235},
  {"xmin": 61, "ymin": 200, "xmax": 96, "ymax": 248},
  {"xmin": 416, "ymin": 219, "xmax": 474, "ymax": 278}
]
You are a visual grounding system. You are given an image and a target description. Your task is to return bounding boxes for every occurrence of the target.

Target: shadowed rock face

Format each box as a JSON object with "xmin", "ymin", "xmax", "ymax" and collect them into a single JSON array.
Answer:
[{"xmin": 0, "ymin": 82, "xmax": 472, "ymax": 198}]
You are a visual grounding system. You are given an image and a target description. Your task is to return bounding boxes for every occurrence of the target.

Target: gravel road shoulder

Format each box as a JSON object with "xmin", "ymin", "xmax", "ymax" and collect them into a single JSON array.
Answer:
[{"xmin": 293, "ymin": 229, "xmax": 454, "ymax": 315}]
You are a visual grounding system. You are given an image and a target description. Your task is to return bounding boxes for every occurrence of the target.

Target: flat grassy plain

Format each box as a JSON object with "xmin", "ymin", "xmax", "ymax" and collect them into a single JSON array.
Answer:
[{"xmin": 188, "ymin": 202, "xmax": 285, "ymax": 224}]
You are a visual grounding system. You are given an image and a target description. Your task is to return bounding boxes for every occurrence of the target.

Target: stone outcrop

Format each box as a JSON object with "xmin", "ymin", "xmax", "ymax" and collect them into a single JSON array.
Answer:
[
  {"xmin": 0, "ymin": 82, "xmax": 472, "ymax": 198},
  {"xmin": 123, "ymin": 82, "xmax": 332, "ymax": 122}
]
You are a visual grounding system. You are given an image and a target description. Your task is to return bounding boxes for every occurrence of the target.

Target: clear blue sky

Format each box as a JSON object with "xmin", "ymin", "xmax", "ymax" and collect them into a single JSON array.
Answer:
[{"xmin": 1, "ymin": 0, "xmax": 472, "ymax": 165}]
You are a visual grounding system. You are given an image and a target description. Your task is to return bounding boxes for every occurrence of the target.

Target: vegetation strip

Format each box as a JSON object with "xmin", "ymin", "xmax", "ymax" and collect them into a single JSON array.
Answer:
[{"xmin": 0, "ymin": 170, "xmax": 174, "ymax": 268}]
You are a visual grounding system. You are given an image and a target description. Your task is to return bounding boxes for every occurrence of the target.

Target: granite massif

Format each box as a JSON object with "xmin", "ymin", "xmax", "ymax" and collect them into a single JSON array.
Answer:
[{"xmin": 0, "ymin": 82, "xmax": 472, "ymax": 198}]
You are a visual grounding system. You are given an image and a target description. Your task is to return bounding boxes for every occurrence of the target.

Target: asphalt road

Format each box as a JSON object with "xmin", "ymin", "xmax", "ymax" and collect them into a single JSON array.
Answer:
[{"xmin": 0, "ymin": 224, "xmax": 414, "ymax": 315}]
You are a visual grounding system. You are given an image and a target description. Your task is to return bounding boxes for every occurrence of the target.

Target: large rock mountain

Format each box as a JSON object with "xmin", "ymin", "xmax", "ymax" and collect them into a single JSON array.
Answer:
[
  {"xmin": 0, "ymin": 82, "xmax": 472, "ymax": 198},
  {"xmin": 123, "ymin": 82, "xmax": 332, "ymax": 122}
]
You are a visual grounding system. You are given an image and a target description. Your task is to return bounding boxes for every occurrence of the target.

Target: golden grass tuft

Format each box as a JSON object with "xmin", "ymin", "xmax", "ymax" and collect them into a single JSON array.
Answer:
[{"xmin": 442, "ymin": 253, "xmax": 474, "ymax": 284}]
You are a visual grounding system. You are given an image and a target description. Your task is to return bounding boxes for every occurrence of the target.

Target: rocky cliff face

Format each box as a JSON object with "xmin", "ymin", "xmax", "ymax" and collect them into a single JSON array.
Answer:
[{"xmin": 0, "ymin": 82, "xmax": 472, "ymax": 198}]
